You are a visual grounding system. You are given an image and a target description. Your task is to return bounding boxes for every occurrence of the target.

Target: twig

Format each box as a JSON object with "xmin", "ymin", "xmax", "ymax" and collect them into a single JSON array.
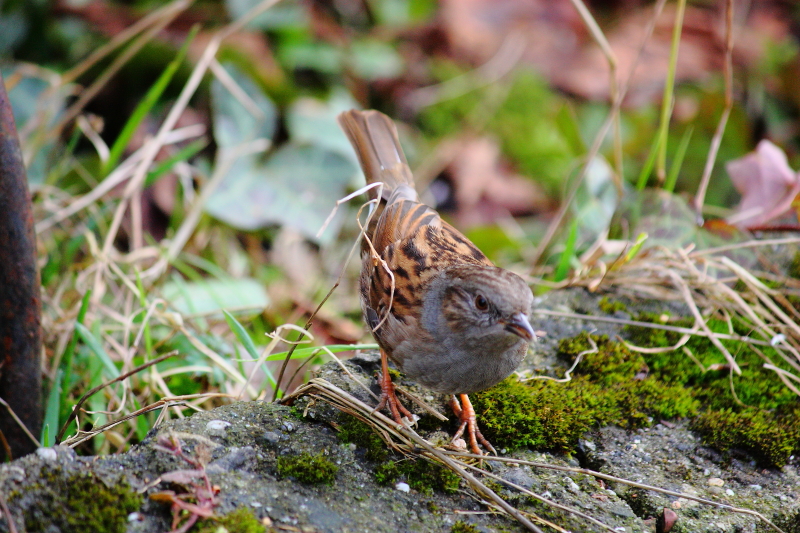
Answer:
[
  {"xmin": 56, "ymin": 350, "xmax": 180, "ymax": 444},
  {"xmin": 528, "ymin": 0, "xmax": 668, "ymax": 267},
  {"xmin": 693, "ymin": 0, "xmax": 734, "ymax": 220},
  {"xmin": 532, "ymin": 309, "xmax": 772, "ymax": 347},
  {"xmin": 523, "ymin": 335, "xmax": 597, "ymax": 383},
  {"xmin": 438, "ymin": 452, "xmax": 786, "ymax": 533},
  {"xmin": 0, "ymin": 398, "xmax": 40, "ymax": 449},
  {"xmin": 0, "ymin": 490, "xmax": 18, "ymax": 533},
  {"xmin": 569, "ymin": 0, "xmax": 622, "ymax": 185}
]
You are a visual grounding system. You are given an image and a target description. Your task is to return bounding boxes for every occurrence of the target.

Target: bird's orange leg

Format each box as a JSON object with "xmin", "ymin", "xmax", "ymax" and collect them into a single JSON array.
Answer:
[
  {"xmin": 450, "ymin": 394, "xmax": 497, "ymax": 455},
  {"xmin": 374, "ymin": 349, "xmax": 414, "ymax": 424}
]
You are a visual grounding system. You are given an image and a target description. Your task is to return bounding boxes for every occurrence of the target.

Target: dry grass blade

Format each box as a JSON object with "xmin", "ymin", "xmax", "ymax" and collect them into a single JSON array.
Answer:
[
  {"xmin": 56, "ymin": 350, "xmax": 180, "ymax": 444},
  {"xmin": 439, "ymin": 452, "xmax": 786, "ymax": 533},
  {"xmin": 529, "ymin": 0, "xmax": 668, "ymax": 267},
  {"xmin": 52, "ymin": 2, "xmax": 188, "ymax": 141},
  {"xmin": 692, "ymin": 0, "xmax": 734, "ymax": 219},
  {"xmin": 284, "ymin": 378, "xmax": 655, "ymax": 533},
  {"xmin": 565, "ymin": 239, "xmax": 800, "ymax": 400},
  {"xmin": 0, "ymin": 399, "xmax": 41, "ymax": 450},
  {"xmin": 61, "ymin": 393, "xmax": 234, "ymax": 449},
  {"xmin": 534, "ymin": 310, "xmax": 772, "ymax": 347},
  {"xmin": 0, "ymin": 490, "xmax": 19, "ymax": 533},
  {"xmin": 273, "ymin": 185, "xmax": 384, "ymax": 401}
]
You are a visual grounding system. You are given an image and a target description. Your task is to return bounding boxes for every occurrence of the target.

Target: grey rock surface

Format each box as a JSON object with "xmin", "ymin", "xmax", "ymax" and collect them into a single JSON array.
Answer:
[{"xmin": 2, "ymin": 288, "xmax": 799, "ymax": 533}]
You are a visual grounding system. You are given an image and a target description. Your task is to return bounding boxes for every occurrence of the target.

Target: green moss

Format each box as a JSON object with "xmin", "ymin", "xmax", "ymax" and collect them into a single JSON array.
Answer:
[
  {"xmin": 623, "ymin": 314, "xmax": 800, "ymax": 467},
  {"xmin": 16, "ymin": 470, "xmax": 142, "ymax": 533},
  {"xmin": 598, "ymin": 296, "xmax": 627, "ymax": 314},
  {"xmin": 276, "ymin": 452, "xmax": 337, "ymax": 485},
  {"xmin": 451, "ymin": 521, "xmax": 481, "ymax": 533},
  {"xmin": 473, "ymin": 333, "xmax": 698, "ymax": 453},
  {"xmin": 337, "ymin": 415, "xmax": 388, "ymax": 462},
  {"xmin": 691, "ymin": 407, "xmax": 800, "ymax": 467},
  {"xmin": 374, "ymin": 459, "xmax": 460, "ymax": 495},
  {"xmin": 338, "ymin": 415, "xmax": 457, "ymax": 495},
  {"xmin": 194, "ymin": 508, "xmax": 266, "ymax": 533}
]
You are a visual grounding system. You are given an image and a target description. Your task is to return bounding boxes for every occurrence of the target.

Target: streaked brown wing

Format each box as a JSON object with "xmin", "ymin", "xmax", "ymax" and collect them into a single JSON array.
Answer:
[{"xmin": 364, "ymin": 198, "xmax": 493, "ymax": 334}]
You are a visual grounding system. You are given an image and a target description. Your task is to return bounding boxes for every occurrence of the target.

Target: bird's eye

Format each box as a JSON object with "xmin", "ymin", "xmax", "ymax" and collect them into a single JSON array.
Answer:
[{"xmin": 474, "ymin": 294, "xmax": 489, "ymax": 311}]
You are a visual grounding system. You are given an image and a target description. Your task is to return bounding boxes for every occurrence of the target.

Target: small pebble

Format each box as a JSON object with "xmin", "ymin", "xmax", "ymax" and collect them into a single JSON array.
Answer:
[
  {"xmin": 36, "ymin": 448, "xmax": 57, "ymax": 461},
  {"xmin": 707, "ymin": 477, "xmax": 724, "ymax": 487},
  {"xmin": 396, "ymin": 482, "xmax": 410, "ymax": 493},
  {"xmin": 452, "ymin": 438, "xmax": 467, "ymax": 450},
  {"xmin": 656, "ymin": 508, "xmax": 678, "ymax": 533},
  {"xmin": 725, "ymin": 489, "xmax": 735, "ymax": 496},
  {"xmin": 127, "ymin": 512, "xmax": 144, "ymax": 522},
  {"xmin": 262, "ymin": 431, "xmax": 282, "ymax": 444},
  {"xmin": 206, "ymin": 420, "xmax": 231, "ymax": 436}
]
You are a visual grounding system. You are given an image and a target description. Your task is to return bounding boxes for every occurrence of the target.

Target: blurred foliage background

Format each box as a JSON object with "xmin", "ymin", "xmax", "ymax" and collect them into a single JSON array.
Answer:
[{"xmin": 2, "ymin": 0, "xmax": 800, "ymax": 453}]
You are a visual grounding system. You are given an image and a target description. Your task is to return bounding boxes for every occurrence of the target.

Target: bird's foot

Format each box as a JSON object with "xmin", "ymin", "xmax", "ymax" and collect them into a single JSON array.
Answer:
[
  {"xmin": 374, "ymin": 368, "xmax": 417, "ymax": 426},
  {"xmin": 450, "ymin": 394, "xmax": 497, "ymax": 455}
]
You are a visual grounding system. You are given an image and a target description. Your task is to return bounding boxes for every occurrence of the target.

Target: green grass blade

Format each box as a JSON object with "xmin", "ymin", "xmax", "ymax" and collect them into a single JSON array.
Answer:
[
  {"xmin": 624, "ymin": 232, "xmax": 649, "ymax": 263},
  {"xmin": 60, "ymin": 289, "xmax": 92, "ymax": 406},
  {"xmin": 224, "ymin": 310, "xmax": 260, "ymax": 360},
  {"xmin": 264, "ymin": 344, "xmax": 378, "ymax": 362},
  {"xmin": 635, "ymin": 131, "xmax": 663, "ymax": 191},
  {"xmin": 663, "ymin": 126, "xmax": 694, "ymax": 194},
  {"xmin": 224, "ymin": 310, "xmax": 276, "ymax": 387},
  {"xmin": 655, "ymin": 0, "xmax": 687, "ymax": 183},
  {"xmin": 144, "ymin": 138, "xmax": 207, "ymax": 188},
  {"xmin": 42, "ymin": 369, "xmax": 62, "ymax": 447},
  {"xmin": 103, "ymin": 25, "xmax": 198, "ymax": 175},
  {"xmin": 553, "ymin": 220, "xmax": 578, "ymax": 282},
  {"xmin": 76, "ymin": 323, "xmax": 120, "ymax": 378}
]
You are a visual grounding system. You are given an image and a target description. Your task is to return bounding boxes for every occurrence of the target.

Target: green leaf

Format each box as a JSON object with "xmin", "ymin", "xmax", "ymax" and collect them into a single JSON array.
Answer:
[
  {"xmin": 204, "ymin": 144, "xmax": 357, "ymax": 243},
  {"xmin": 285, "ymin": 91, "xmax": 361, "ymax": 159},
  {"xmin": 573, "ymin": 156, "xmax": 618, "ymax": 242},
  {"xmin": 347, "ymin": 40, "xmax": 404, "ymax": 80},
  {"xmin": 75, "ymin": 323, "xmax": 120, "ymax": 379},
  {"xmin": 624, "ymin": 233, "xmax": 649, "ymax": 263},
  {"xmin": 211, "ymin": 62, "xmax": 277, "ymax": 148},
  {"xmin": 161, "ymin": 277, "xmax": 270, "ymax": 316},
  {"xmin": 224, "ymin": 310, "xmax": 277, "ymax": 387},
  {"xmin": 225, "ymin": 0, "xmax": 305, "ymax": 30}
]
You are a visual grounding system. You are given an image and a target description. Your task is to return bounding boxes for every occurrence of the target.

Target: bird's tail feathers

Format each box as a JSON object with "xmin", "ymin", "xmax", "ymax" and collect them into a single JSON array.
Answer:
[{"xmin": 338, "ymin": 109, "xmax": 416, "ymax": 202}]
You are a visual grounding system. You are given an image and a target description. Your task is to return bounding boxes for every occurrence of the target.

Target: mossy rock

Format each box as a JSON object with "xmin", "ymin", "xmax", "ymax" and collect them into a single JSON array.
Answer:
[
  {"xmin": 374, "ymin": 458, "xmax": 460, "ymax": 495},
  {"xmin": 472, "ymin": 332, "xmax": 698, "ymax": 453},
  {"xmin": 276, "ymin": 452, "xmax": 337, "ymax": 485},
  {"xmin": 12, "ymin": 469, "xmax": 142, "ymax": 533},
  {"xmin": 194, "ymin": 508, "xmax": 267, "ymax": 533}
]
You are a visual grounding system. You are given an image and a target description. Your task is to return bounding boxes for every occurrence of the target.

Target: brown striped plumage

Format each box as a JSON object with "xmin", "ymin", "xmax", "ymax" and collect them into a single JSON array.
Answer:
[{"xmin": 338, "ymin": 110, "xmax": 534, "ymax": 454}]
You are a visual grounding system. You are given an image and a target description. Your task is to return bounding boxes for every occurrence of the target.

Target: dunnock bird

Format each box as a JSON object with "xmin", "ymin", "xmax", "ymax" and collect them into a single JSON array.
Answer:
[{"xmin": 338, "ymin": 109, "xmax": 534, "ymax": 454}]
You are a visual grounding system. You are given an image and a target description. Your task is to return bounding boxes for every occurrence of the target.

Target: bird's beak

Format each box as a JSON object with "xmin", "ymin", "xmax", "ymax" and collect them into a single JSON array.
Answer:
[{"xmin": 503, "ymin": 312, "xmax": 535, "ymax": 342}]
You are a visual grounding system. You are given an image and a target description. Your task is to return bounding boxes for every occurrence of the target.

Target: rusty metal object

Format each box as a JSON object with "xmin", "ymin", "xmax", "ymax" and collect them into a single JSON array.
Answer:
[{"xmin": 0, "ymin": 72, "xmax": 43, "ymax": 460}]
